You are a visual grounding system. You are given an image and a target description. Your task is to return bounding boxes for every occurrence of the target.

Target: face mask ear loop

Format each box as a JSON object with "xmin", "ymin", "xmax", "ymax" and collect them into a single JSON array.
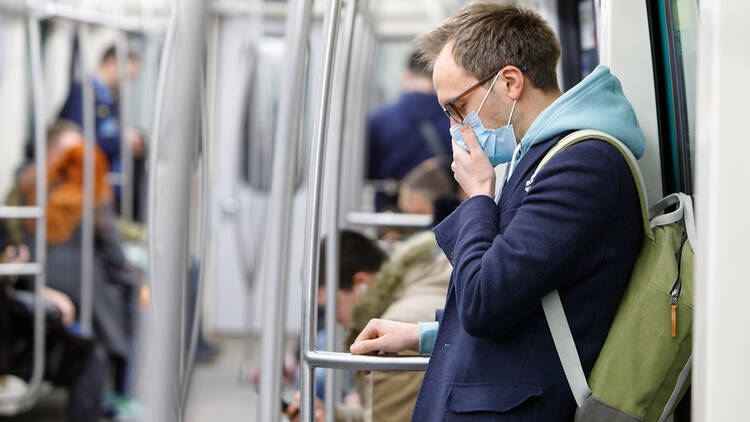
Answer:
[
  {"xmin": 477, "ymin": 71, "xmax": 502, "ymax": 115},
  {"xmin": 507, "ymin": 99, "xmax": 517, "ymax": 126}
]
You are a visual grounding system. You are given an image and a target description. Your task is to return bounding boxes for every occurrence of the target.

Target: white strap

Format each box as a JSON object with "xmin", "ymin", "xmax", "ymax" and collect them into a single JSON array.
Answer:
[
  {"xmin": 648, "ymin": 192, "xmax": 697, "ymax": 253},
  {"xmin": 541, "ymin": 290, "xmax": 591, "ymax": 407}
]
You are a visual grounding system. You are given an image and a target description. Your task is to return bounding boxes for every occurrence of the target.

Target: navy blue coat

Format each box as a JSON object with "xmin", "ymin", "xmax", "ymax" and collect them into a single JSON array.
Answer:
[
  {"xmin": 60, "ymin": 78, "xmax": 122, "ymax": 172},
  {"xmin": 412, "ymin": 132, "xmax": 643, "ymax": 421}
]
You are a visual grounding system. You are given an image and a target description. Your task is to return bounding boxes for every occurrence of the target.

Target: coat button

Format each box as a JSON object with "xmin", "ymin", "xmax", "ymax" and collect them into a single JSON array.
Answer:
[{"xmin": 449, "ymin": 251, "xmax": 454, "ymax": 260}]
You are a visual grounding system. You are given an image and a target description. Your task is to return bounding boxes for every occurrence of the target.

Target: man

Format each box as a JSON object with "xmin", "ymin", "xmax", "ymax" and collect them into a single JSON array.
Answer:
[
  {"xmin": 351, "ymin": 3, "xmax": 645, "ymax": 420},
  {"xmin": 59, "ymin": 45, "xmax": 145, "ymax": 213},
  {"xmin": 367, "ymin": 51, "xmax": 452, "ymax": 211}
]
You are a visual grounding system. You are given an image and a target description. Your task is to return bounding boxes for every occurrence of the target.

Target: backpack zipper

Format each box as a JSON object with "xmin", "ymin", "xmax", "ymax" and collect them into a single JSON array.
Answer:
[{"xmin": 670, "ymin": 230, "xmax": 688, "ymax": 338}]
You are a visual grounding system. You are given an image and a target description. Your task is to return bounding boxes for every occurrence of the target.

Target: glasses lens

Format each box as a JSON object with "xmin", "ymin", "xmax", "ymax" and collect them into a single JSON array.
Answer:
[{"xmin": 445, "ymin": 103, "xmax": 463, "ymax": 123}]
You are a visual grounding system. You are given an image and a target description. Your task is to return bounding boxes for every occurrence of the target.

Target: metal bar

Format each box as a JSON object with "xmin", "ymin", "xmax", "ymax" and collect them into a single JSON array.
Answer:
[
  {"xmin": 180, "ymin": 61, "xmax": 212, "ymax": 409},
  {"xmin": 306, "ymin": 351, "xmax": 429, "ymax": 371},
  {"xmin": 115, "ymin": 31, "xmax": 134, "ymax": 221},
  {"xmin": 77, "ymin": 24, "xmax": 96, "ymax": 337},
  {"xmin": 141, "ymin": 0, "xmax": 206, "ymax": 419},
  {"xmin": 0, "ymin": 206, "xmax": 43, "ymax": 219},
  {"xmin": 25, "ymin": 0, "xmax": 167, "ymax": 33},
  {"xmin": 324, "ymin": 1, "xmax": 359, "ymax": 419},
  {"xmin": 0, "ymin": 263, "xmax": 42, "ymax": 277},
  {"xmin": 0, "ymin": 13, "xmax": 47, "ymax": 412},
  {"xmin": 347, "ymin": 211, "xmax": 433, "ymax": 227},
  {"xmin": 147, "ymin": 0, "xmax": 180, "ymax": 305},
  {"xmin": 301, "ymin": 0, "xmax": 344, "ymax": 420},
  {"xmin": 257, "ymin": 0, "xmax": 314, "ymax": 420}
]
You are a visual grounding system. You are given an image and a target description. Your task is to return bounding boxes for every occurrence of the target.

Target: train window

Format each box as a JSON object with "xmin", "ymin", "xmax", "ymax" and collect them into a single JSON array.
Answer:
[
  {"xmin": 557, "ymin": 0, "xmax": 600, "ymax": 91},
  {"xmin": 647, "ymin": 0, "xmax": 698, "ymax": 195}
]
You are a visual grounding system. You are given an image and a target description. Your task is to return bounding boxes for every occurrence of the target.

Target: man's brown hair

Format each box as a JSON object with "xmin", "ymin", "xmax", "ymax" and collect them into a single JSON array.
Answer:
[{"xmin": 416, "ymin": 1, "xmax": 561, "ymax": 92}]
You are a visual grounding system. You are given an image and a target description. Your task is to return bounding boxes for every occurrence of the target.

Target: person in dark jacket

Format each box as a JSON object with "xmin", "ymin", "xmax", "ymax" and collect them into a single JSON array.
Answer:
[
  {"xmin": 59, "ymin": 45, "xmax": 145, "ymax": 215},
  {"xmin": 350, "ymin": 3, "xmax": 645, "ymax": 421},
  {"xmin": 367, "ymin": 51, "xmax": 452, "ymax": 211}
]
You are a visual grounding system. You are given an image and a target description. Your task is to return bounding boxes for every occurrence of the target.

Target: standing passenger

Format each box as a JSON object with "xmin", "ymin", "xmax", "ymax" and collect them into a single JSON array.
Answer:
[
  {"xmin": 367, "ymin": 51, "xmax": 452, "ymax": 211},
  {"xmin": 59, "ymin": 45, "xmax": 145, "ymax": 213},
  {"xmin": 351, "ymin": 3, "xmax": 645, "ymax": 420}
]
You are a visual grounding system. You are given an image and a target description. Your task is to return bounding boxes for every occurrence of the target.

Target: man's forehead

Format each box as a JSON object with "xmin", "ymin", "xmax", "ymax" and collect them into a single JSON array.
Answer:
[{"xmin": 433, "ymin": 42, "xmax": 473, "ymax": 105}]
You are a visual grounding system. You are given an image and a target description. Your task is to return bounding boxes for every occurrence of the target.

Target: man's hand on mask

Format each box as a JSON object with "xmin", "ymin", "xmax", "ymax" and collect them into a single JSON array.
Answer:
[{"xmin": 451, "ymin": 125, "xmax": 495, "ymax": 198}]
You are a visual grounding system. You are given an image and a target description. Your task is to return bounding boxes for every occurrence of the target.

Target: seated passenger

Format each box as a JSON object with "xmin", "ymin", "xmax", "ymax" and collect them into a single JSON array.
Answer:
[
  {"xmin": 286, "ymin": 228, "xmax": 452, "ymax": 422},
  {"xmin": 7, "ymin": 121, "xmax": 140, "ymax": 411},
  {"xmin": 0, "ymin": 242, "xmax": 108, "ymax": 422}
]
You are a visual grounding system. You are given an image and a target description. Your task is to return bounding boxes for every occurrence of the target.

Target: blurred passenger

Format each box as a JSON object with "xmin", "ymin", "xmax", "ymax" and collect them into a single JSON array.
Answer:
[
  {"xmin": 59, "ymin": 45, "xmax": 145, "ymax": 216},
  {"xmin": 7, "ymin": 121, "xmax": 141, "ymax": 413},
  {"xmin": 367, "ymin": 51, "xmax": 452, "ymax": 211},
  {"xmin": 0, "ymin": 242, "xmax": 108, "ymax": 422},
  {"xmin": 286, "ymin": 229, "xmax": 451, "ymax": 422}
]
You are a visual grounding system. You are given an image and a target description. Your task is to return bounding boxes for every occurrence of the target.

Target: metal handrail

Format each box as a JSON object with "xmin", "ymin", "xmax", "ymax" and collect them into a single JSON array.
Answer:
[
  {"xmin": 0, "ymin": 263, "xmax": 42, "ymax": 276},
  {"xmin": 300, "ymin": 0, "xmax": 344, "ymax": 419},
  {"xmin": 115, "ymin": 29, "xmax": 134, "ymax": 221},
  {"xmin": 300, "ymin": 3, "xmax": 430, "ymax": 420},
  {"xmin": 0, "ymin": 12, "xmax": 47, "ymax": 414},
  {"xmin": 257, "ymin": 0, "xmax": 314, "ymax": 420},
  {"xmin": 77, "ymin": 23, "xmax": 96, "ymax": 337},
  {"xmin": 140, "ymin": 0, "xmax": 207, "ymax": 419},
  {"xmin": 0, "ymin": 206, "xmax": 43, "ymax": 219},
  {"xmin": 324, "ymin": 0, "xmax": 359, "ymax": 419},
  {"xmin": 347, "ymin": 211, "xmax": 433, "ymax": 227},
  {"xmin": 0, "ymin": 0, "xmax": 168, "ymax": 33},
  {"xmin": 180, "ymin": 61, "xmax": 212, "ymax": 410},
  {"xmin": 306, "ymin": 351, "xmax": 429, "ymax": 371}
]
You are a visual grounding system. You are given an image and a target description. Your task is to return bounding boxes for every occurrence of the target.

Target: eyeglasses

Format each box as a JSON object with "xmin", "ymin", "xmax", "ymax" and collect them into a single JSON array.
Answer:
[{"xmin": 442, "ymin": 69, "xmax": 503, "ymax": 123}]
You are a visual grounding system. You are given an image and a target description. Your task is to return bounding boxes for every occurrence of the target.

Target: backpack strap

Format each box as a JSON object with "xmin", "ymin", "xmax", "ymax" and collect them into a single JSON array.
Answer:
[
  {"xmin": 533, "ymin": 129, "xmax": 651, "ymax": 407},
  {"xmin": 526, "ymin": 129, "xmax": 653, "ymax": 241}
]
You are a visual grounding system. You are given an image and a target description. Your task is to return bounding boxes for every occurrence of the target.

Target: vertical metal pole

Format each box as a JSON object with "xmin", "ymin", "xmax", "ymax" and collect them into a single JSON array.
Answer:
[
  {"xmin": 301, "ymin": 0, "xmax": 344, "ymax": 420},
  {"xmin": 180, "ymin": 63, "xmax": 211, "ymax": 409},
  {"xmin": 21, "ymin": 11, "xmax": 47, "ymax": 409},
  {"xmin": 115, "ymin": 33, "xmax": 134, "ymax": 220},
  {"xmin": 257, "ymin": 0, "xmax": 313, "ymax": 420},
  {"xmin": 324, "ymin": 1, "xmax": 358, "ymax": 420},
  {"xmin": 142, "ymin": 0, "xmax": 207, "ymax": 420},
  {"xmin": 353, "ymin": 15, "xmax": 377, "ymax": 213},
  {"xmin": 77, "ymin": 24, "xmax": 96, "ymax": 337}
]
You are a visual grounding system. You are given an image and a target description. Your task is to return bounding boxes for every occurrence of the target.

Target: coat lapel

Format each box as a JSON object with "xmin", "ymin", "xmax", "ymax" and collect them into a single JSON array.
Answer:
[{"xmin": 497, "ymin": 134, "xmax": 567, "ymax": 210}]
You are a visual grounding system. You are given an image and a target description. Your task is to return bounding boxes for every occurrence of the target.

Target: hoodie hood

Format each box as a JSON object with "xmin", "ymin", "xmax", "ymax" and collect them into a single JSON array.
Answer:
[{"xmin": 518, "ymin": 65, "xmax": 646, "ymax": 160}]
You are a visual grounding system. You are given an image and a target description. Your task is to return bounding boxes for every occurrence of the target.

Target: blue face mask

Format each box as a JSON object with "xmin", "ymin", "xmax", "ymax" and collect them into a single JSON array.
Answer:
[{"xmin": 450, "ymin": 72, "xmax": 518, "ymax": 166}]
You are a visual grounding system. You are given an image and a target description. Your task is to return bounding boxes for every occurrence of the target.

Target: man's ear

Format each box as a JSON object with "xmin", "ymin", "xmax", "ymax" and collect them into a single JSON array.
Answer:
[
  {"xmin": 500, "ymin": 65, "xmax": 524, "ymax": 101},
  {"xmin": 352, "ymin": 271, "xmax": 376, "ymax": 288}
]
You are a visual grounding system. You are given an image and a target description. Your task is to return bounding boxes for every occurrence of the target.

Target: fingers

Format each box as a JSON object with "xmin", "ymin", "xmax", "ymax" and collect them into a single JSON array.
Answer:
[
  {"xmin": 460, "ymin": 124, "xmax": 482, "ymax": 154},
  {"xmin": 350, "ymin": 338, "xmax": 387, "ymax": 355},
  {"xmin": 17, "ymin": 245, "xmax": 30, "ymax": 262},
  {"xmin": 352, "ymin": 319, "xmax": 381, "ymax": 346}
]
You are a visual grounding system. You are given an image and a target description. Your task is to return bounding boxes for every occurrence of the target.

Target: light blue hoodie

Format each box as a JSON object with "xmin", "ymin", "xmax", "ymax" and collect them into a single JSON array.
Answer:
[{"xmin": 516, "ymin": 65, "xmax": 646, "ymax": 165}]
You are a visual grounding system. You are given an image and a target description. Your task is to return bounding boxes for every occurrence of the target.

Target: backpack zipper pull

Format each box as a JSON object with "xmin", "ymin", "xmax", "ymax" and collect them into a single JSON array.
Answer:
[{"xmin": 670, "ymin": 289, "xmax": 679, "ymax": 338}]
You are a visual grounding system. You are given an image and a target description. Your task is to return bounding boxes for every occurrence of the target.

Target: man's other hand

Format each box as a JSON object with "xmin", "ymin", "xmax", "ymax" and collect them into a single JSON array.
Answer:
[{"xmin": 451, "ymin": 124, "xmax": 495, "ymax": 198}]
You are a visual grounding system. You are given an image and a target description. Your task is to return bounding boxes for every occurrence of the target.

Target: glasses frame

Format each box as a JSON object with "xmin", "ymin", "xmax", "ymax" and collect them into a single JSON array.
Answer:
[{"xmin": 442, "ymin": 68, "xmax": 504, "ymax": 123}]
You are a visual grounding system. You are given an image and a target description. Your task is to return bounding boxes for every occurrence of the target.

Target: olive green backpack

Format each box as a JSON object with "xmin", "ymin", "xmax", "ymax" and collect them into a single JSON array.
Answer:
[{"xmin": 528, "ymin": 129, "xmax": 695, "ymax": 422}]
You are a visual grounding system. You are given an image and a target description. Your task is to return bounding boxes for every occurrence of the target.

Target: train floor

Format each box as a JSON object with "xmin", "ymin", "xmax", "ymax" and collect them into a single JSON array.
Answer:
[{"xmin": 0, "ymin": 334, "xmax": 298, "ymax": 421}]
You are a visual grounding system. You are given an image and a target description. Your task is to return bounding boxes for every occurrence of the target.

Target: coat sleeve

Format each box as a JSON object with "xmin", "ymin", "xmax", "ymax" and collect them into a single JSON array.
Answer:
[{"xmin": 433, "ymin": 141, "xmax": 628, "ymax": 338}]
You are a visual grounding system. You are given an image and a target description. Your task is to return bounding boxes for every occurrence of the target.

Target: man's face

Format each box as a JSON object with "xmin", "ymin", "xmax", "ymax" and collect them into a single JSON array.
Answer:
[{"xmin": 433, "ymin": 41, "xmax": 507, "ymax": 130}]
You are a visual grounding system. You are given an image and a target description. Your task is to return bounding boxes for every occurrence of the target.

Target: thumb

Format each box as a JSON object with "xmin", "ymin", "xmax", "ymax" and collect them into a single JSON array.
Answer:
[{"xmin": 460, "ymin": 124, "xmax": 482, "ymax": 155}]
